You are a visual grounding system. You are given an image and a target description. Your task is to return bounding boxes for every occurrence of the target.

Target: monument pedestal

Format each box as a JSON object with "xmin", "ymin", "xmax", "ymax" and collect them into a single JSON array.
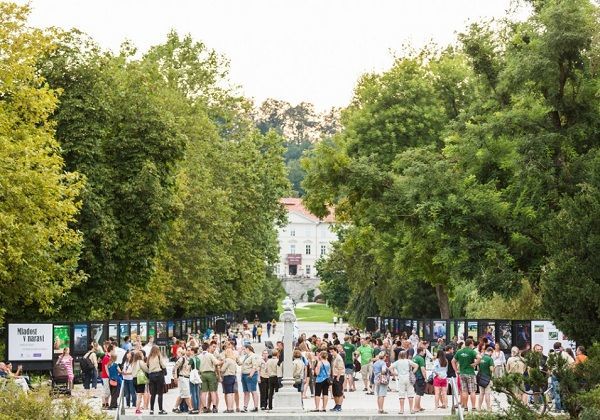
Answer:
[{"xmin": 272, "ymin": 296, "xmax": 304, "ymax": 413}]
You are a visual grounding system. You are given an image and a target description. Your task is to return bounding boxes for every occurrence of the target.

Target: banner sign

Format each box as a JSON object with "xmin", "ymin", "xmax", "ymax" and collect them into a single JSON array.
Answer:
[
  {"xmin": 531, "ymin": 320, "xmax": 576, "ymax": 355},
  {"xmin": 8, "ymin": 323, "xmax": 53, "ymax": 361}
]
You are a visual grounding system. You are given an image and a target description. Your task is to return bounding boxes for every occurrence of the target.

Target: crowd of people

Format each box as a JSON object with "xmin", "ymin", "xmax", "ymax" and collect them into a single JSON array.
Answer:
[{"xmin": 2, "ymin": 318, "xmax": 588, "ymax": 416}]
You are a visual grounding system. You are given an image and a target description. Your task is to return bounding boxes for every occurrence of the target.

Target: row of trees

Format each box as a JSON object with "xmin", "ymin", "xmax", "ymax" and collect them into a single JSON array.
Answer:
[
  {"xmin": 305, "ymin": 0, "xmax": 600, "ymax": 345},
  {"xmin": 0, "ymin": 3, "xmax": 289, "ymax": 324}
]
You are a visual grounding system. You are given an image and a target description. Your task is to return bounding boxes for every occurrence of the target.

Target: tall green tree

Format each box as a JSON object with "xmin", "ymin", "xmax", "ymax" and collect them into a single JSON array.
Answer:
[{"xmin": 0, "ymin": 4, "xmax": 83, "ymax": 324}]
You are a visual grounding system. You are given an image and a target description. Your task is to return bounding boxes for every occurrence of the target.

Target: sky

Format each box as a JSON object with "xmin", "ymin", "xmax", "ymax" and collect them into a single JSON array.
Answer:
[{"xmin": 19, "ymin": 0, "xmax": 529, "ymax": 111}]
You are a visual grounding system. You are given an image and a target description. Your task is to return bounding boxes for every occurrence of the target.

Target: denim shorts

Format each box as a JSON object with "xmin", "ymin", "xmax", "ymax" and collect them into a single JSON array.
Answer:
[{"xmin": 241, "ymin": 372, "xmax": 258, "ymax": 392}]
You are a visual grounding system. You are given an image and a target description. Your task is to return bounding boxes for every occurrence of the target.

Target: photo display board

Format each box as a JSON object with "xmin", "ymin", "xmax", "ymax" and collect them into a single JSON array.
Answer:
[
  {"xmin": 531, "ymin": 320, "xmax": 576, "ymax": 355},
  {"xmin": 8, "ymin": 323, "xmax": 53, "ymax": 361}
]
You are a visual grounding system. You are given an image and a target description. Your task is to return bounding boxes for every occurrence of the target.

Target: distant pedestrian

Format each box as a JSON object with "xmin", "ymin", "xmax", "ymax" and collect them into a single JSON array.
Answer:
[{"xmin": 267, "ymin": 321, "xmax": 272, "ymax": 338}]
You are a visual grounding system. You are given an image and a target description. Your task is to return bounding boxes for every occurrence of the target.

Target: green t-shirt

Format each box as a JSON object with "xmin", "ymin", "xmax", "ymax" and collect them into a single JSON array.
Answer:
[
  {"xmin": 342, "ymin": 343, "xmax": 355, "ymax": 366},
  {"xmin": 479, "ymin": 354, "xmax": 493, "ymax": 377},
  {"xmin": 373, "ymin": 347, "xmax": 381, "ymax": 358},
  {"xmin": 357, "ymin": 345, "xmax": 374, "ymax": 365},
  {"xmin": 413, "ymin": 355, "xmax": 425, "ymax": 379},
  {"xmin": 454, "ymin": 347, "xmax": 478, "ymax": 375}
]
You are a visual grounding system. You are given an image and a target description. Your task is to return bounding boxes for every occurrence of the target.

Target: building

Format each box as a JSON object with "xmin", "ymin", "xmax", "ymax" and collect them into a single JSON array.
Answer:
[{"xmin": 276, "ymin": 198, "xmax": 337, "ymax": 301}]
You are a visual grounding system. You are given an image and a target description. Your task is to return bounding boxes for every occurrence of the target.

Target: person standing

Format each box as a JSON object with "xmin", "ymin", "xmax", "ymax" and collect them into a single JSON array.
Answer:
[
  {"xmin": 257, "ymin": 324, "xmax": 263, "ymax": 343},
  {"xmin": 199, "ymin": 341, "xmax": 222, "ymax": 413},
  {"xmin": 122, "ymin": 351, "xmax": 136, "ymax": 408},
  {"xmin": 506, "ymin": 346, "xmax": 528, "ymax": 406},
  {"xmin": 292, "ymin": 350, "xmax": 306, "ymax": 393},
  {"xmin": 357, "ymin": 338, "xmax": 374, "ymax": 394},
  {"xmin": 372, "ymin": 352, "xmax": 389, "ymax": 414},
  {"xmin": 452, "ymin": 338, "xmax": 480, "ymax": 412},
  {"xmin": 575, "ymin": 346, "xmax": 588, "ymax": 364},
  {"xmin": 266, "ymin": 349, "xmax": 280, "ymax": 410},
  {"xmin": 188, "ymin": 347, "xmax": 201, "ymax": 414},
  {"xmin": 259, "ymin": 350, "xmax": 270, "ymax": 410},
  {"xmin": 313, "ymin": 351, "xmax": 331, "ymax": 412},
  {"xmin": 131, "ymin": 351, "xmax": 149, "ymax": 415},
  {"xmin": 330, "ymin": 346, "xmax": 345, "ymax": 412},
  {"xmin": 81, "ymin": 344, "xmax": 98, "ymax": 397},
  {"xmin": 549, "ymin": 342, "xmax": 575, "ymax": 413},
  {"xmin": 492, "ymin": 343, "xmax": 506, "ymax": 377},
  {"xmin": 122, "ymin": 336, "xmax": 133, "ymax": 352},
  {"xmin": 240, "ymin": 344, "xmax": 261, "ymax": 412},
  {"xmin": 221, "ymin": 348, "xmax": 239, "ymax": 413},
  {"xmin": 478, "ymin": 347, "xmax": 494, "ymax": 411},
  {"xmin": 413, "ymin": 347, "xmax": 427, "ymax": 412},
  {"xmin": 147, "ymin": 345, "xmax": 167, "ymax": 415},
  {"xmin": 266, "ymin": 321, "xmax": 272, "ymax": 338},
  {"xmin": 107, "ymin": 353, "xmax": 122, "ymax": 410},
  {"xmin": 433, "ymin": 350, "xmax": 448, "ymax": 409},
  {"xmin": 172, "ymin": 348, "xmax": 192, "ymax": 414},
  {"xmin": 392, "ymin": 350, "xmax": 418, "ymax": 415},
  {"xmin": 56, "ymin": 347, "xmax": 74, "ymax": 391},
  {"xmin": 342, "ymin": 336, "xmax": 356, "ymax": 392}
]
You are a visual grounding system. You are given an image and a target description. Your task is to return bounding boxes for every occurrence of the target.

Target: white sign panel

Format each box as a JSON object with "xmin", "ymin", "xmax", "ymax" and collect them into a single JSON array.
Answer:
[
  {"xmin": 8, "ymin": 323, "xmax": 54, "ymax": 361},
  {"xmin": 531, "ymin": 321, "xmax": 576, "ymax": 355}
]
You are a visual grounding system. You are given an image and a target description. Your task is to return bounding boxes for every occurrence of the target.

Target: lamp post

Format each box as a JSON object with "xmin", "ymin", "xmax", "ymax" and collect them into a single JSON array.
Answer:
[{"xmin": 272, "ymin": 296, "xmax": 304, "ymax": 412}]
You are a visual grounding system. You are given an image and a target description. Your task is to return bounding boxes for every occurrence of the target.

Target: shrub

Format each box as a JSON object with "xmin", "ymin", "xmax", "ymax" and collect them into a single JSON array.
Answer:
[
  {"xmin": 0, "ymin": 382, "xmax": 107, "ymax": 420},
  {"xmin": 306, "ymin": 289, "xmax": 315, "ymax": 302}
]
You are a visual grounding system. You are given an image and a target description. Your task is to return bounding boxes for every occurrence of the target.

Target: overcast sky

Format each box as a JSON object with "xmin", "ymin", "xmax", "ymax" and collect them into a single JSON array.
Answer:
[{"xmin": 19, "ymin": 0, "xmax": 529, "ymax": 111}]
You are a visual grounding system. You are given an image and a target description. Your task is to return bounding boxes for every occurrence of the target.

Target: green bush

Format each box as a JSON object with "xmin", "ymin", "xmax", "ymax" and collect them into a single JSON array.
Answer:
[
  {"xmin": 0, "ymin": 382, "xmax": 107, "ymax": 420},
  {"xmin": 306, "ymin": 289, "xmax": 315, "ymax": 302}
]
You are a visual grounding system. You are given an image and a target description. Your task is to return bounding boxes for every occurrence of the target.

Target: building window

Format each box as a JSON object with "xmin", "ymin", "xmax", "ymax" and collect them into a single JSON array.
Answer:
[
  {"xmin": 320, "ymin": 245, "xmax": 327, "ymax": 256},
  {"xmin": 290, "ymin": 244, "xmax": 296, "ymax": 254},
  {"xmin": 290, "ymin": 229, "xmax": 295, "ymax": 237},
  {"xmin": 306, "ymin": 265, "xmax": 311, "ymax": 275},
  {"xmin": 305, "ymin": 244, "xmax": 311, "ymax": 255}
]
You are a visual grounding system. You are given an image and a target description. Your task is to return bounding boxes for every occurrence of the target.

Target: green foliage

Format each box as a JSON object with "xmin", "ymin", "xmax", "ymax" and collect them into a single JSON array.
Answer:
[
  {"xmin": 306, "ymin": 289, "xmax": 315, "ymax": 302},
  {"xmin": 0, "ymin": 382, "xmax": 107, "ymax": 420},
  {"xmin": 0, "ymin": 3, "xmax": 83, "ymax": 324}
]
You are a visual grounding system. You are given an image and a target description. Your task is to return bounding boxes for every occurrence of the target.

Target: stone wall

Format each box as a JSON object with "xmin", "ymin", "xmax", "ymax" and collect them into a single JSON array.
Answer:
[{"xmin": 279, "ymin": 276, "xmax": 321, "ymax": 302}]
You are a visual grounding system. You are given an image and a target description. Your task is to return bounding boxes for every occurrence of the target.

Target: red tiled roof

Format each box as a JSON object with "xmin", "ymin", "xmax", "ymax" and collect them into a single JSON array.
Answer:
[{"xmin": 280, "ymin": 197, "xmax": 335, "ymax": 223}]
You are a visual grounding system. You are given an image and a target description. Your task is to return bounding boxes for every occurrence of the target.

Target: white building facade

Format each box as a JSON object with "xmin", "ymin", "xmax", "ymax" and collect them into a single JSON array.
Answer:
[{"xmin": 276, "ymin": 198, "xmax": 337, "ymax": 300}]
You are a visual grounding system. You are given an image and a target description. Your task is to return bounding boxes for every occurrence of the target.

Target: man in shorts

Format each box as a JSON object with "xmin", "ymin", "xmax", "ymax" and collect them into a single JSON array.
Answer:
[
  {"xmin": 172, "ymin": 347, "xmax": 193, "ymax": 413},
  {"xmin": 199, "ymin": 341, "xmax": 222, "ymax": 413},
  {"xmin": 412, "ymin": 347, "xmax": 427, "ymax": 411},
  {"xmin": 452, "ymin": 338, "xmax": 480, "ymax": 411},
  {"xmin": 329, "ymin": 346, "xmax": 345, "ymax": 411},
  {"xmin": 357, "ymin": 337, "xmax": 374, "ymax": 394},
  {"xmin": 342, "ymin": 336, "xmax": 356, "ymax": 392}
]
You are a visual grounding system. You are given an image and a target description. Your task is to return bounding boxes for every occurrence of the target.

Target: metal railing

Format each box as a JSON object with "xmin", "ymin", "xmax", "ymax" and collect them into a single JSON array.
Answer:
[
  {"xmin": 115, "ymin": 380, "xmax": 126, "ymax": 420},
  {"xmin": 449, "ymin": 377, "xmax": 464, "ymax": 420}
]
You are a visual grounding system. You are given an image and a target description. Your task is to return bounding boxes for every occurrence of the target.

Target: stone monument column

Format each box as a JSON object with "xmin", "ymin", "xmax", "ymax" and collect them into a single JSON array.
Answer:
[{"xmin": 272, "ymin": 296, "xmax": 304, "ymax": 412}]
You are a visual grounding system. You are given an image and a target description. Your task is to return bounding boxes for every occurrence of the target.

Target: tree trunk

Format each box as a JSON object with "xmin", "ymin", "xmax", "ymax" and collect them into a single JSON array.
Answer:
[{"xmin": 435, "ymin": 284, "xmax": 450, "ymax": 319}]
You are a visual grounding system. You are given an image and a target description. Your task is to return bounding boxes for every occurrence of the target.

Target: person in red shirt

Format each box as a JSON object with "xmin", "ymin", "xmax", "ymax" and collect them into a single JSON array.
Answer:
[
  {"xmin": 171, "ymin": 337, "xmax": 179, "ymax": 361},
  {"xmin": 101, "ymin": 343, "xmax": 113, "ymax": 409}
]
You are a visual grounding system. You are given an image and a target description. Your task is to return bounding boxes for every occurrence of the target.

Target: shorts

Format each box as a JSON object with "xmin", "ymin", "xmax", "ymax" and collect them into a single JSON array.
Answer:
[
  {"xmin": 414, "ymin": 378, "xmax": 425, "ymax": 396},
  {"xmin": 201, "ymin": 371, "xmax": 218, "ymax": 392},
  {"xmin": 433, "ymin": 376, "xmax": 447, "ymax": 388},
  {"xmin": 375, "ymin": 383, "xmax": 388, "ymax": 397},
  {"xmin": 396, "ymin": 375, "xmax": 415, "ymax": 398},
  {"xmin": 102, "ymin": 378, "xmax": 111, "ymax": 398},
  {"xmin": 460, "ymin": 374, "xmax": 477, "ymax": 394},
  {"xmin": 241, "ymin": 372, "xmax": 258, "ymax": 392},
  {"xmin": 345, "ymin": 367, "xmax": 354, "ymax": 375},
  {"xmin": 360, "ymin": 363, "xmax": 372, "ymax": 382},
  {"xmin": 133, "ymin": 378, "xmax": 145, "ymax": 394},
  {"xmin": 233, "ymin": 379, "xmax": 238, "ymax": 393},
  {"xmin": 222, "ymin": 375, "xmax": 236, "ymax": 394},
  {"xmin": 178, "ymin": 377, "xmax": 191, "ymax": 398},
  {"xmin": 314, "ymin": 380, "xmax": 330, "ymax": 397},
  {"xmin": 332, "ymin": 376, "xmax": 344, "ymax": 397}
]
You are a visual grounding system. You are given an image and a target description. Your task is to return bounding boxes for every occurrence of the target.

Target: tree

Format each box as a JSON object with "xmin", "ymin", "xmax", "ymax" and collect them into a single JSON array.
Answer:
[{"xmin": 0, "ymin": 4, "xmax": 83, "ymax": 324}]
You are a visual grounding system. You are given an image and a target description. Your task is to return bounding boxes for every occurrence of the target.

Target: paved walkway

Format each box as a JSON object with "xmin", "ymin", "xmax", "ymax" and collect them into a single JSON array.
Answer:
[{"xmin": 74, "ymin": 319, "xmax": 508, "ymax": 418}]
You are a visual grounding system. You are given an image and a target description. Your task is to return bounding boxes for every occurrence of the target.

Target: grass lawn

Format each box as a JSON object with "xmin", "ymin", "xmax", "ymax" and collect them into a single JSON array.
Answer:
[{"xmin": 293, "ymin": 303, "xmax": 338, "ymax": 322}]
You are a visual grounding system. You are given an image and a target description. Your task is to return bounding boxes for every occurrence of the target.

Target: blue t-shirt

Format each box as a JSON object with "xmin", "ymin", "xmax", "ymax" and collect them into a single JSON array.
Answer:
[
  {"xmin": 373, "ymin": 359, "xmax": 387, "ymax": 380},
  {"xmin": 316, "ymin": 361, "xmax": 330, "ymax": 383}
]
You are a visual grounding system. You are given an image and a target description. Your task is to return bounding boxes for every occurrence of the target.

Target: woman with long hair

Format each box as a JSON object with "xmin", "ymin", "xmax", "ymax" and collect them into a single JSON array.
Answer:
[
  {"xmin": 107, "ymin": 352, "xmax": 122, "ymax": 410},
  {"xmin": 221, "ymin": 348, "xmax": 238, "ymax": 413},
  {"xmin": 131, "ymin": 350, "xmax": 148, "ymax": 415},
  {"xmin": 266, "ymin": 349, "xmax": 280, "ymax": 410},
  {"xmin": 312, "ymin": 351, "xmax": 331, "ymax": 412},
  {"xmin": 433, "ymin": 350, "xmax": 448, "ymax": 409},
  {"xmin": 147, "ymin": 345, "xmax": 167, "ymax": 415},
  {"xmin": 492, "ymin": 343, "xmax": 506, "ymax": 377}
]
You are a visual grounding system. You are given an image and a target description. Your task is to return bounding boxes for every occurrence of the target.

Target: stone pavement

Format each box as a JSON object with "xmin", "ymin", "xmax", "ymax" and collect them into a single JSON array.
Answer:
[{"xmin": 79, "ymin": 319, "xmax": 508, "ymax": 418}]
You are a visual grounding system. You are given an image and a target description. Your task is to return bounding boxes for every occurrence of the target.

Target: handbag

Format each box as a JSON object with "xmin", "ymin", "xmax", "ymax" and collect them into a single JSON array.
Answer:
[
  {"xmin": 136, "ymin": 367, "xmax": 148, "ymax": 385},
  {"xmin": 109, "ymin": 379, "xmax": 118, "ymax": 387},
  {"xmin": 476, "ymin": 371, "xmax": 491, "ymax": 388}
]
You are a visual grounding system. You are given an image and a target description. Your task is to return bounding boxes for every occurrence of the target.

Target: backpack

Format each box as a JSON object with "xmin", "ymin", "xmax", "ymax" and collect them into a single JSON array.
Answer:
[{"xmin": 80, "ymin": 352, "xmax": 94, "ymax": 372}]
